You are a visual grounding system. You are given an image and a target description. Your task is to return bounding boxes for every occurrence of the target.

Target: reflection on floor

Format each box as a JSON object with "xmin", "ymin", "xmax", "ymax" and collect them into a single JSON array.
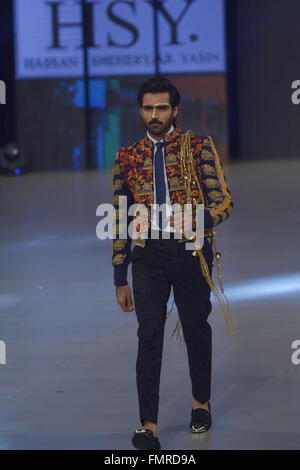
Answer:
[{"xmin": 0, "ymin": 158, "xmax": 300, "ymax": 450}]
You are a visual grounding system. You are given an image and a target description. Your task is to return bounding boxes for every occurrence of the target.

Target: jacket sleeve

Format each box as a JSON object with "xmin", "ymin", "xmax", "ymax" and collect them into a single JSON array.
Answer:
[
  {"xmin": 111, "ymin": 151, "xmax": 135, "ymax": 286},
  {"xmin": 198, "ymin": 136, "xmax": 234, "ymax": 229}
]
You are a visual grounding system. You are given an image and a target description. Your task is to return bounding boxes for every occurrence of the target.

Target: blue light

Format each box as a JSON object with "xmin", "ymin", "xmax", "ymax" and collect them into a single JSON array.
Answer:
[
  {"xmin": 71, "ymin": 79, "xmax": 106, "ymax": 109},
  {"xmin": 72, "ymin": 146, "xmax": 81, "ymax": 171},
  {"xmin": 97, "ymin": 126, "xmax": 104, "ymax": 169},
  {"xmin": 14, "ymin": 168, "xmax": 21, "ymax": 175},
  {"xmin": 224, "ymin": 273, "xmax": 300, "ymax": 302}
]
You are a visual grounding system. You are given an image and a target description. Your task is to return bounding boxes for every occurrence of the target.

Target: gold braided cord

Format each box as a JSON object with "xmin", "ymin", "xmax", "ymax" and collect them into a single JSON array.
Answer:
[
  {"xmin": 169, "ymin": 131, "xmax": 238, "ymax": 348},
  {"xmin": 207, "ymin": 136, "xmax": 232, "ymax": 217},
  {"xmin": 167, "ymin": 298, "xmax": 175, "ymax": 319}
]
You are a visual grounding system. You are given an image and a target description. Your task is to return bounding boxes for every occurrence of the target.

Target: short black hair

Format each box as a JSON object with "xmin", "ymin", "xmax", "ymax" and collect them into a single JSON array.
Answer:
[{"xmin": 137, "ymin": 76, "xmax": 181, "ymax": 109}]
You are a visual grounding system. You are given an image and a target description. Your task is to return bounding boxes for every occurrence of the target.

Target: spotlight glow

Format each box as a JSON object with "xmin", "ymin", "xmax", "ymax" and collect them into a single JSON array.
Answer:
[{"xmin": 223, "ymin": 273, "xmax": 300, "ymax": 302}]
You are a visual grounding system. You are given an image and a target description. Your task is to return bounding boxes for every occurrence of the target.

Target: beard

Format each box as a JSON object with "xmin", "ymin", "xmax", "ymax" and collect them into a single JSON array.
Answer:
[{"xmin": 143, "ymin": 115, "xmax": 174, "ymax": 137}]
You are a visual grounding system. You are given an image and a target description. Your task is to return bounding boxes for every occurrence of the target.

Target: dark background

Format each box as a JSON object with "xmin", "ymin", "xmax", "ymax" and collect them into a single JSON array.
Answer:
[
  {"xmin": 226, "ymin": 0, "xmax": 300, "ymax": 160},
  {"xmin": 1, "ymin": 0, "xmax": 300, "ymax": 170}
]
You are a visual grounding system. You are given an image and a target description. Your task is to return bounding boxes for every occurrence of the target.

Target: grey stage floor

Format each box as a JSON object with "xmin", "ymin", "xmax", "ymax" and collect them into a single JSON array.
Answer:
[{"xmin": 1, "ymin": 158, "xmax": 300, "ymax": 450}]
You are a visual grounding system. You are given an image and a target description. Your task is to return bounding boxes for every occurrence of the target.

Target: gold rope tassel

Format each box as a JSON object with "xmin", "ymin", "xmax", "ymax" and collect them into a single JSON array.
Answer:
[
  {"xmin": 210, "ymin": 232, "xmax": 238, "ymax": 337},
  {"xmin": 167, "ymin": 130, "xmax": 238, "ymax": 348},
  {"xmin": 170, "ymin": 316, "xmax": 186, "ymax": 350},
  {"xmin": 167, "ymin": 298, "xmax": 175, "ymax": 318},
  {"xmin": 166, "ymin": 298, "xmax": 187, "ymax": 350},
  {"xmin": 199, "ymin": 249, "xmax": 232, "ymax": 335},
  {"xmin": 169, "ymin": 243, "xmax": 238, "ymax": 349}
]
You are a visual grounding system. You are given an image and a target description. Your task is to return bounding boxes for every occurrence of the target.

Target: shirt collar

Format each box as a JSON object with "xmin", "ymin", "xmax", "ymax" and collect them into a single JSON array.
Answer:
[{"xmin": 147, "ymin": 125, "xmax": 174, "ymax": 145}]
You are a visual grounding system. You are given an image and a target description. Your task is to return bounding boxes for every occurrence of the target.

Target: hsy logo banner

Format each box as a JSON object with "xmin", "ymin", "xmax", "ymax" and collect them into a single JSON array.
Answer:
[{"xmin": 14, "ymin": 0, "xmax": 226, "ymax": 78}]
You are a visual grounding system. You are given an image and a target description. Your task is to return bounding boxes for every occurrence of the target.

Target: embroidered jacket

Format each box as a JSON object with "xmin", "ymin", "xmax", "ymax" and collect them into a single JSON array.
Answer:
[{"xmin": 111, "ymin": 127, "xmax": 233, "ymax": 286}]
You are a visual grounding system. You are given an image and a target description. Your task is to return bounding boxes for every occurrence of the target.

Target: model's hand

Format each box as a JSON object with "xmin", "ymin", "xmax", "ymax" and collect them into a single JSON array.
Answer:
[
  {"xmin": 116, "ymin": 285, "xmax": 135, "ymax": 312},
  {"xmin": 167, "ymin": 212, "xmax": 183, "ymax": 232},
  {"xmin": 166, "ymin": 212, "xmax": 196, "ymax": 233}
]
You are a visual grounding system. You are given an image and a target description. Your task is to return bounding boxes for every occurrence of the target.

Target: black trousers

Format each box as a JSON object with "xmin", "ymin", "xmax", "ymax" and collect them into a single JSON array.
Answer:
[{"xmin": 131, "ymin": 232, "xmax": 214, "ymax": 427}]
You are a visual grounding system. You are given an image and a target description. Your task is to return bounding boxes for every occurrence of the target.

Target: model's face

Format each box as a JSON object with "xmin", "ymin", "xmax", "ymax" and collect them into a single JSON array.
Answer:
[{"xmin": 140, "ymin": 92, "xmax": 178, "ymax": 138}]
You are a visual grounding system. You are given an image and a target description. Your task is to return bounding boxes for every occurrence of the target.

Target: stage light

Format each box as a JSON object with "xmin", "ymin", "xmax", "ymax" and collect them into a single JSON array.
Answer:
[
  {"xmin": 223, "ymin": 273, "xmax": 300, "ymax": 302},
  {"xmin": 4, "ymin": 142, "xmax": 19, "ymax": 159},
  {"xmin": 0, "ymin": 142, "xmax": 25, "ymax": 174}
]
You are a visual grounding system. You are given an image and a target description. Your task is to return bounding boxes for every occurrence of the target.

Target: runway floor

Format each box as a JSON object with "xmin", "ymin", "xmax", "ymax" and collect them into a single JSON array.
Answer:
[{"xmin": 0, "ymin": 157, "xmax": 300, "ymax": 450}]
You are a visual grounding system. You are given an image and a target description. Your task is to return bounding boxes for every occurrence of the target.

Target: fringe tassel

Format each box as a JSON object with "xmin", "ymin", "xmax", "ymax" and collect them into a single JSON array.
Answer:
[
  {"xmin": 210, "ymin": 230, "xmax": 238, "ymax": 337},
  {"xmin": 168, "ymin": 130, "xmax": 238, "ymax": 348},
  {"xmin": 167, "ymin": 298, "xmax": 175, "ymax": 318},
  {"xmin": 168, "ymin": 233, "xmax": 238, "ymax": 349},
  {"xmin": 166, "ymin": 298, "xmax": 186, "ymax": 350},
  {"xmin": 199, "ymin": 247, "xmax": 238, "ymax": 337},
  {"xmin": 170, "ymin": 316, "xmax": 186, "ymax": 351}
]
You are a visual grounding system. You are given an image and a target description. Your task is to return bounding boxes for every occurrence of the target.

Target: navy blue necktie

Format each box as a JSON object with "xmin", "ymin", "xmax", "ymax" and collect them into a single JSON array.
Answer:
[{"xmin": 154, "ymin": 142, "xmax": 166, "ymax": 230}]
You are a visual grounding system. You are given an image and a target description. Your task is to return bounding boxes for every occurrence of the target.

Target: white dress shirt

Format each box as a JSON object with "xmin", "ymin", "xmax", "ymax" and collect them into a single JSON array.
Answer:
[{"xmin": 147, "ymin": 125, "xmax": 175, "ymax": 232}]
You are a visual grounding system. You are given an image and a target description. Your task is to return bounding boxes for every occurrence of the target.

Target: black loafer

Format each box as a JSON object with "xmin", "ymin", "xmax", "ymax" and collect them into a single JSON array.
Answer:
[
  {"xmin": 132, "ymin": 429, "xmax": 161, "ymax": 450},
  {"xmin": 189, "ymin": 402, "xmax": 212, "ymax": 433}
]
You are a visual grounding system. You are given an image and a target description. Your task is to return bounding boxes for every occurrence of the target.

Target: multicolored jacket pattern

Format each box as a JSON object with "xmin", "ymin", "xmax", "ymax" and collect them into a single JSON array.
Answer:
[{"xmin": 111, "ymin": 127, "xmax": 233, "ymax": 286}]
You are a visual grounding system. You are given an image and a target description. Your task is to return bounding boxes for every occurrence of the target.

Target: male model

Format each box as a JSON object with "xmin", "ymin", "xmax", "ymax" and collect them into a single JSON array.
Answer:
[{"xmin": 111, "ymin": 77, "xmax": 233, "ymax": 450}]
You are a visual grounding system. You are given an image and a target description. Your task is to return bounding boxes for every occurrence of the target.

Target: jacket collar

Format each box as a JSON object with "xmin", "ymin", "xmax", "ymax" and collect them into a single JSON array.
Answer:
[{"xmin": 142, "ymin": 126, "xmax": 182, "ymax": 150}]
